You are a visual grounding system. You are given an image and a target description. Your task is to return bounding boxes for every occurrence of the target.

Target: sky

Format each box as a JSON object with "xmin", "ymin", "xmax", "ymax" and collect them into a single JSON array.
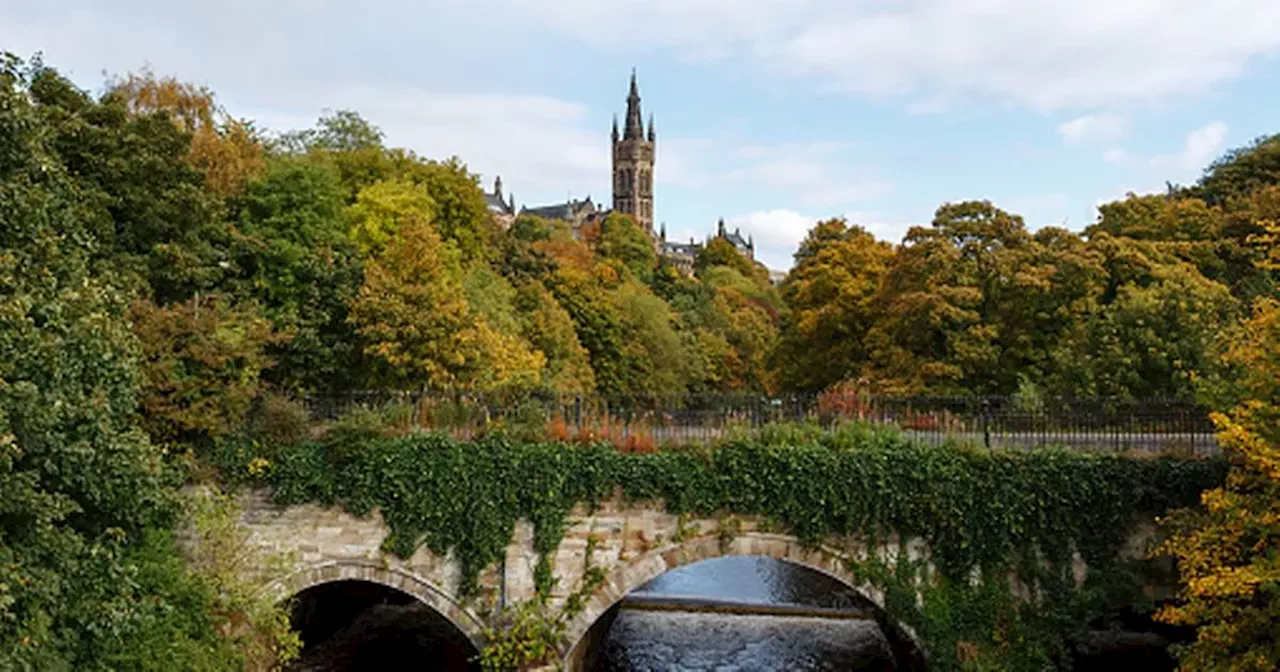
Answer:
[{"xmin": 3, "ymin": 1, "xmax": 1280, "ymax": 270}]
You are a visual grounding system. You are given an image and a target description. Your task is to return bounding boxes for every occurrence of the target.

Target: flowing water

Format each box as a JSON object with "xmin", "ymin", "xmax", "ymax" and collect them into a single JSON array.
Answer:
[
  {"xmin": 289, "ymin": 557, "xmax": 909, "ymax": 670},
  {"xmin": 593, "ymin": 610, "xmax": 896, "ymax": 671},
  {"xmin": 587, "ymin": 556, "xmax": 904, "ymax": 671}
]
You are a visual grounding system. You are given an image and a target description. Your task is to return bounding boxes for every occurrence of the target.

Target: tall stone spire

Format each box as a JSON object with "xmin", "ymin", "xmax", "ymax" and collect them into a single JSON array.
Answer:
[
  {"xmin": 612, "ymin": 69, "xmax": 656, "ymax": 234},
  {"xmin": 624, "ymin": 68, "xmax": 644, "ymax": 140}
]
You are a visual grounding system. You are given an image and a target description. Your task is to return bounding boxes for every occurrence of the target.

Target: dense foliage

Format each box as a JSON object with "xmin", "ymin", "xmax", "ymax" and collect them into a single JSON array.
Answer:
[
  {"xmin": 15, "ymin": 52, "xmax": 1279, "ymax": 413},
  {"xmin": 5, "ymin": 46, "xmax": 1280, "ymax": 669},
  {"xmin": 257, "ymin": 426, "xmax": 1224, "ymax": 669},
  {"xmin": 1155, "ymin": 296, "xmax": 1280, "ymax": 666},
  {"xmin": 0, "ymin": 55, "xmax": 291, "ymax": 670}
]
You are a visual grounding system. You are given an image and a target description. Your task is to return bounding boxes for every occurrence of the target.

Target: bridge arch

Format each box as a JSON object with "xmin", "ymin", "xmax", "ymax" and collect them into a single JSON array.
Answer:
[
  {"xmin": 559, "ymin": 531, "xmax": 927, "ymax": 666},
  {"xmin": 266, "ymin": 560, "xmax": 488, "ymax": 650}
]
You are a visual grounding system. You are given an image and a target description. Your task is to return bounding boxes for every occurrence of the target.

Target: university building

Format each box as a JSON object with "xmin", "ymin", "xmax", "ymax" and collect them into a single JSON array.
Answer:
[{"xmin": 483, "ymin": 71, "xmax": 758, "ymax": 275}]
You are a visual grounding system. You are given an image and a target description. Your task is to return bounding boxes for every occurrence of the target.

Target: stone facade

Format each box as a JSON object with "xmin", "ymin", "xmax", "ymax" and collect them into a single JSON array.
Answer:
[
  {"xmin": 237, "ymin": 491, "xmax": 1170, "ymax": 670},
  {"xmin": 483, "ymin": 175, "xmax": 517, "ymax": 229},
  {"xmin": 502, "ymin": 72, "xmax": 778, "ymax": 278},
  {"xmin": 612, "ymin": 70, "xmax": 656, "ymax": 234}
]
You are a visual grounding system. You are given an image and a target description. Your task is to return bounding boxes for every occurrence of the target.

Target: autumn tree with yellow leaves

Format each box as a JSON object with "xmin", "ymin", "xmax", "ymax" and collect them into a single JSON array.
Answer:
[
  {"xmin": 109, "ymin": 70, "xmax": 266, "ymax": 196},
  {"xmin": 1156, "ymin": 224, "xmax": 1280, "ymax": 669}
]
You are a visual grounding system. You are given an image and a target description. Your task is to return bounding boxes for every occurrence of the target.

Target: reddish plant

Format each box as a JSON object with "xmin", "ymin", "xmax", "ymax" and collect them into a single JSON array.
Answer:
[
  {"xmin": 902, "ymin": 412, "xmax": 940, "ymax": 431},
  {"xmin": 617, "ymin": 432, "xmax": 658, "ymax": 454},
  {"xmin": 545, "ymin": 416, "xmax": 570, "ymax": 442},
  {"xmin": 817, "ymin": 380, "xmax": 870, "ymax": 420}
]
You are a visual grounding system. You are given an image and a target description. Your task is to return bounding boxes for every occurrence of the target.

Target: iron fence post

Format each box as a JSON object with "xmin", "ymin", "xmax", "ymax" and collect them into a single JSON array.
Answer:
[
  {"xmin": 574, "ymin": 393, "xmax": 582, "ymax": 433},
  {"xmin": 981, "ymin": 397, "xmax": 991, "ymax": 449}
]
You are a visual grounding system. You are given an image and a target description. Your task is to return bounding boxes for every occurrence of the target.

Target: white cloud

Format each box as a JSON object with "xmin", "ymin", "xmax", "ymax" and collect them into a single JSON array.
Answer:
[
  {"xmin": 7, "ymin": 1, "xmax": 1280, "ymax": 119},
  {"xmin": 722, "ymin": 208, "xmax": 898, "ymax": 270},
  {"xmin": 245, "ymin": 88, "xmax": 612, "ymax": 207},
  {"xmin": 504, "ymin": 0, "xmax": 1280, "ymax": 110},
  {"xmin": 1058, "ymin": 113, "xmax": 1126, "ymax": 145},
  {"xmin": 664, "ymin": 140, "xmax": 891, "ymax": 209},
  {"xmin": 726, "ymin": 209, "xmax": 820, "ymax": 270},
  {"xmin": 1003, "ymin": 193, "xmax": 1070, "ymax": 227},
  {"xmin": 0, "ymin": 1, "xmax": 618, "ymax": 207},
  {"xmin": 1149, "ymin": 121, "xmax": 1229, "ymax": 171},
  {"xmin": 1102, "ymin": 148, "xmax": 1131, "ymax": 165},
  {"xmin": 1180, "ymin": 121, "xmax": 1230, "ymax": 169}
]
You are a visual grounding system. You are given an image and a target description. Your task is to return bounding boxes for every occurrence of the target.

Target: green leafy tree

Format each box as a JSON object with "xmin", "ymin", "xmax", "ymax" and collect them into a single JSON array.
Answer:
[
  {"xmin": 597, "ymin": 212, "xmax": 657, "ymax": 283},
  {"xmin": 0, "ymin": 53, "xmax": 241, "ymax": 670},
  {"xmin": 346, "ymin": 178, "xmax": 437, "ymax": 255},
  {"xmin": 513, "ymin": 283, "xmax": 596, "ymax": 393},
  {"xmin": 275, "ymin": 110, "xmax": 394, "ymax": 200},
  {"xmin": 1050, "ymin": 261, "xmax": 1236, "ymax": 399},
  {"xmin": 129, "ymin": 294, "xmax": 282, "ymax": 452},
  {"xmin": 27, "ymin": 64, "xmax": 233, "ymax": 304},
  {"xmin": 232, "ymin": 158, "xmax": 365, "ymax": 392},
  {"xmin": 406, "ymin": 157, "xmax": 496, "ymax": 264},
  {"xmin": 611, "ymin": 281, "xmax": 690, "ymax": 398},
  {"xmin": 1195, "ymin": 133, "xmax": 1280, "ymax": 206},
  {"xmin": 695, "ymin": 236, "xmax": 759, "ymax": 281},
  {"xmin": 498, "ymin": 214, "xmax": 558, "ymax": 282}
]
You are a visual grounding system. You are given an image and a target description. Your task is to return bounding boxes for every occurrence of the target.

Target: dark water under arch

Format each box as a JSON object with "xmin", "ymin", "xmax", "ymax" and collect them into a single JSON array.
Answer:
[{"xmin": 286, "ymin": 579, "xmax": 479, "ymax": 671}]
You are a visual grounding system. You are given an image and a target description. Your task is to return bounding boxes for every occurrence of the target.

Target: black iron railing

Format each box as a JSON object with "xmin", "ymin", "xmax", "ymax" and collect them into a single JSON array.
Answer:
[{"xmin": 298, "ymin": 390, "xmax": 1219, "ymax": 455}]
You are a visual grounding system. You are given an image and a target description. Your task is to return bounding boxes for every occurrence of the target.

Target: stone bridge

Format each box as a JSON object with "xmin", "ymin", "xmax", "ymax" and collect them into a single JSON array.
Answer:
[{"xmin": 237, "ymin": 490, "xmax": 1165, "ymax": 669}]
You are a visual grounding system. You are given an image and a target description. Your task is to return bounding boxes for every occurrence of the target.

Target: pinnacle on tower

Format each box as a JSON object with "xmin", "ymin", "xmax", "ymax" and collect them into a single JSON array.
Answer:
[
  {"xmin": 647, "ymin": 114, "xmax": 656, "ymax": 142},
  {"xmin": 611, "ymin": 114, "xmax": 619, "ymax": 142},
  {"xmin": 624, "ymin": 68, "xmax": 644, "ymax": 140}
]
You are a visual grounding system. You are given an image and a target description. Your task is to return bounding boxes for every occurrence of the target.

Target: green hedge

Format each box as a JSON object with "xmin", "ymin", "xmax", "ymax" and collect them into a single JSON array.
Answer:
[{"xmin": 254, "ymin": 424, "xmax": 1225, "ymax": 669}]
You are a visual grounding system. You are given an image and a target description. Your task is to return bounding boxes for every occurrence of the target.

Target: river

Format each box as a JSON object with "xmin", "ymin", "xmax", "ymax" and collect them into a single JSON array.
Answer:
[
  {"xmin": 585, "ymin": 556, "xmax": 904, "ymax": 671},
  {"xmin": 288, "ymin": 556, "xmax": 907, "ymax": 670}
]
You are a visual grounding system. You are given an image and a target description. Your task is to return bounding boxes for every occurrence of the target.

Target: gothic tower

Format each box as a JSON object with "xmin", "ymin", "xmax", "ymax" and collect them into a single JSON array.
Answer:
[{"xmin": 612, "ymin": 69, "xmax": 656, "ymax": 233}]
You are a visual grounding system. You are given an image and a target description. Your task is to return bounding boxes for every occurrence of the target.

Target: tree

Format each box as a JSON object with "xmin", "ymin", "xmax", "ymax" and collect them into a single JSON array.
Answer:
[
  {"xmin": 107, "ymin": 70, "xmax": 266, "ymax": 196},
  {"xmin": 0, "ymin": 53, "xmax": 241, "ymax": 669},
  {"xmin": 775, "ymin": 220, "xmax": 894, "ymax": 392},
  {"xmin": 1157, "ymin": 296, "xmax": 1280, "ymax": 670},
  {"xmin": 513, "ymin": 283, "xmax": 596, "ymax": 393},
  {"xmin": 349, "ymin": 223, "xmax": 544, "ymax": 391},
  {"xmin": 129, "ymin": 294, "xmax": 282, "ymax": 452},
  {"xmin": 346, "ymin": 178, "xmax": 437, "ymax": 255},
  {"xmin": 1195, "ymin": 133, "xmax": 1280, "ymax": 206},
  {"xmin": 597, "ymin": 212, "xmax": 657, "ymax": 283},
  {"xmin": 275, "ymin": 110, "xmax": 395, "ymax": 201},
  {"xmin": 499, "ymin": 214, "xmax": 558, "ymax": 282},
  {"xmin": 611, "ymin": 281, "xmax": 690, "ymax": 398},
  {"xmin": 1048, "ymin": 262, "xmax": 1236, "ymax": 399},
  {"xmin": 695, "ymin": 236, "xmax": 759, "ymax": 281},
  {"xmin": 231, "ymin": 158, "xmax": 365, "ymax": 392},
  {"xmin": 27, "ymin": 63, "xmax": 232, "ymax": 304},
  {"xmin": 406, "ymin": 157, "xmax": 496, "ymax": 264},
  {"xmin": 864, "ymin": 201, "xmax": 1034, "ymax": 394}
]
